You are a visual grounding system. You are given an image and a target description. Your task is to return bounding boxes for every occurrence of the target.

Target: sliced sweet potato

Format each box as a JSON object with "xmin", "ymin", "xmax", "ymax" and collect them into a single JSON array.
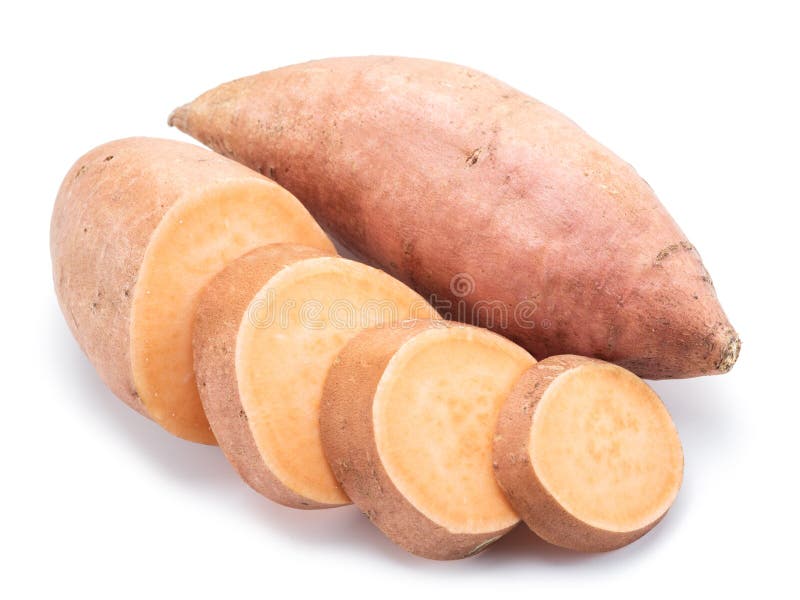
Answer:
[
  {"xmin": 320, "ymin": 320, "xmax": 535, "ymax": 559},
  {"xmin": 50, "ymin": 137, "xmax": 334, "ymax": 444},
  {"xmin": 193, "ymin": 245, "xmax": 439, "ymax": 508},
  {"xmin": 493, "ymin": 355, "xmax": 684, "ymax": 551}
]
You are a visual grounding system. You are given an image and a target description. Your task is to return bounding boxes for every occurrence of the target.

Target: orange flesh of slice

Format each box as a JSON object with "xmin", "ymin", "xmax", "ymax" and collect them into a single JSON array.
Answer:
[
  {"xmin": 530, "ymin": 363, "xmax": 683, "ymax": 532},
  {"xmin": 236, "ymin": 258, "xmax": 438, "ymax": 504},
  {"xmin": 374, "ymin": 327, "xmax": 534, "ymax": 533},
  {"xmin": 131, "ymin": 182, "xmax": 334, "ymax": 443}
]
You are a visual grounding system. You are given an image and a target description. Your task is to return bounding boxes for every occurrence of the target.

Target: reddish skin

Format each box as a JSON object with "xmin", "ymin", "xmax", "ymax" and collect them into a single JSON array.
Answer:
[
  {"xmin": 193, "ymin": 244, "xmax": 339, "ymax": 508},
  {"xmin": 320, "ymin": 320, "xmax": 516, "ymax": 560},
  {"xmin": 493, "ymin": 355, "xmax": 678, "ymax": 551},
  {"xmin": 170, "ymin": 56, "xmax": 740, "ymax": 379},
  {"xmin": 50, "ymin": 137, "xmax": 243, "ymax": 415},
  {"xmin": 51, "ymin": 137, "xmax": 332, "ymax": 427}
]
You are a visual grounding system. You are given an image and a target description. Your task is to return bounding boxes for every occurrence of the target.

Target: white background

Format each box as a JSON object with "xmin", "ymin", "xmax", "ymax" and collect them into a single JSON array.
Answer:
[{"xmin": 2, "ymin": 1, "xmax": 797, "ymax": 598}]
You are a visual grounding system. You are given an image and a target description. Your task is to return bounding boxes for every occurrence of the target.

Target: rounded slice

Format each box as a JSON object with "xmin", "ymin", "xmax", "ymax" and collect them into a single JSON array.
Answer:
[
  {"xmin": 131, "ymin": 182, "xmax": 335, "ymax": 444},
  {"xmin": 193, "ymin": 245, "xmax": 439, "ymax": 508},
  {"xmin": 51, "ymin": 138, "xmax": 334, "ymax": 444},
  {"xmin": 493, "ymin": 355, "xmax": 684, "ymax": 552},
  {"xmin": 320, "ymin": 320, "xmax": 535, "ymax": 559}
]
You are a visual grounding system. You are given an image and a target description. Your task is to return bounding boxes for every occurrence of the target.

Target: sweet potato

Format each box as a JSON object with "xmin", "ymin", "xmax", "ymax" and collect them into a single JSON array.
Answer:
[
  {"xmin": 51, "ymin": 138, "xmax": 334, "ymax": 443},
  {"xmin": 320, "ymin": 320, "xmax": 535, "ymax": 559},
  {"xmin": 170, "ymin": 56, "xmax": 740, "ymax": 379},
  {"xmin": 493, "ymin": 355, "xmax": 683, "ymax": 551},
  {"xmin": 193, "ymin": 244, "xmax": 439, "ymax": 507}
]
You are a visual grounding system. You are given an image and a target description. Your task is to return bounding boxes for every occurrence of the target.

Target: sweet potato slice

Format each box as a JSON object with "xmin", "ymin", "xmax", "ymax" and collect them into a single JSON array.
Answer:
[
  {"xmin": 51, "ymin": 138, "xmax": 334, "ymax": 444},
  {"xmin": 320, "ymin": 320, "xmax": 535, "ymax": 559},
  {"xmin": 493, "ymin": 355, "xmax": 684, "ymax": 551},
  {"xmin": 193, "ymin": 246, "xmax": 439, "ymax": 508}
]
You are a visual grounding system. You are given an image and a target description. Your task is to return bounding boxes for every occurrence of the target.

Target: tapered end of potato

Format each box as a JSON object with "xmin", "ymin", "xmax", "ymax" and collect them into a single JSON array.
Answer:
[
  {"xmin": 606, "ymin": 252, "xmax": 742, "ymax": 380},
  {"xmin": 167, "ymin": 104, "xmax": 190, "ymax": 130},
  {"xmin": 689, "ymin": 319, "xmax": 741, "ymax": 376},
  {"xmin": 717, "ymin": 331, "xmax": 742, "ymax": 373},
  {"xmin": 167, "ymin": 79, "xmax": 247, "ymax": 151},
  {"xmin": 493, "ymin": 355, "xmax": 683, "ymax": 552}
]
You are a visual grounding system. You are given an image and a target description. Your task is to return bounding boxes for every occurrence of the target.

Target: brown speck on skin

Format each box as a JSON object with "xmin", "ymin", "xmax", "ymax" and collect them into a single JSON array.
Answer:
[
  {"xmin": 466, "ymin": 147, "xmax": 482, "ymax": 167},
  {"xmin": 123, "ymin": 289, "xmax": 130, "ymax": 297},
  {"xmin": 654, "ymin": 241, "xmax": 695, "ymax": 265},
  {"xmin": 76, "ymin": 165, "xmax": 88, "ymax": 178},
  {"xmin": 83, "ymin": 228, "xmax": 88, "ymax": 233},
  {"xmin": 104, "ymin": 155, "xmax": 114, "ymax": 162}
]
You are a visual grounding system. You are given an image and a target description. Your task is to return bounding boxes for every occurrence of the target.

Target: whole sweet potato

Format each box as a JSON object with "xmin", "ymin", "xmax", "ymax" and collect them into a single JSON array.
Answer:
[{"xmin": 170, "ymin": 56, "xmax": 739, "ymax": 378}]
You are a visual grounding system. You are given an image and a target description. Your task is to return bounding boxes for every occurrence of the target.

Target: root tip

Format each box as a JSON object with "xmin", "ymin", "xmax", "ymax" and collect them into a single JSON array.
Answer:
[
  {"xmin": 717, "ymin": 332, "xmax": 741, "ymax": 373},
  {"xmin": 167, "ymin": 104, "xmax": 190, "ymax": 130}
]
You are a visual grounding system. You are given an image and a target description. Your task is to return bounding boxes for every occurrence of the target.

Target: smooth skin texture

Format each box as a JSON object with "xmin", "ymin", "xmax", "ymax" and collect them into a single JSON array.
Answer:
[
  {"xmin": 321, "ymin": 320, "xmax": 535, "ymax": 559},
  {"xmin": 170, "ymin": 55, "xmax": 740, "ymax": 379},
  {"xmin": 51, "ymin": 138, "xmax": 334, "ymax": 444},
  {"xmin": 193, "ymin": 245, "xmax": 439, "ymax": 508},
  {"xmin": 493, "ymin": 355, "xmax": 684, "ymax": 551}
]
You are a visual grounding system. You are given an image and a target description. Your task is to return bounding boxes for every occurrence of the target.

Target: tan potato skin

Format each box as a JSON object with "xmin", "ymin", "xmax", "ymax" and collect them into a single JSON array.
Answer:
[
  {"xmin": 192, "ymin": 244, "xmax": 338, "ymax": 508},
  {"xmin": 170, "ymin": 56, "xmax": 740, "ymax": 379},
  {"xmin": 320, "ymin": 320, "xmax": 516, "ymax": 560},
  {"xmin": 51, "ymin": 137, "xmax": 333, "ymax": 430},
  {"xmin": 493, "ymin": 355, "xmax": 671, "ymax": 551}
]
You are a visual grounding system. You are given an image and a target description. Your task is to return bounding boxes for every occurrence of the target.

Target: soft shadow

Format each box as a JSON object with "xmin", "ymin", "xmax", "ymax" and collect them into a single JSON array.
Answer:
[
  {"xmin": 479, "ymin": 511, "xmax": 685, "ymax": 570},
  {"xmin": 480, "ymin": 524, "xmax": 595, "ymax": 565},
  {"xmin": 49, "ymin": 303, "xmax": 445, "ymax": 566},
  {"xmin": 49, "ymin": 298, "xmax": 721, "ymax": 563},
  {"xmin": 237, "ymin": 492, "xmax": 437, "ymax": 566},
  {"xmin": 649, "ymin": 376, "xmax": 742, "ymax": 459},
  {"xmin": 49, "ymin": 306, "xmax": 232, "ymax": 487}
]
